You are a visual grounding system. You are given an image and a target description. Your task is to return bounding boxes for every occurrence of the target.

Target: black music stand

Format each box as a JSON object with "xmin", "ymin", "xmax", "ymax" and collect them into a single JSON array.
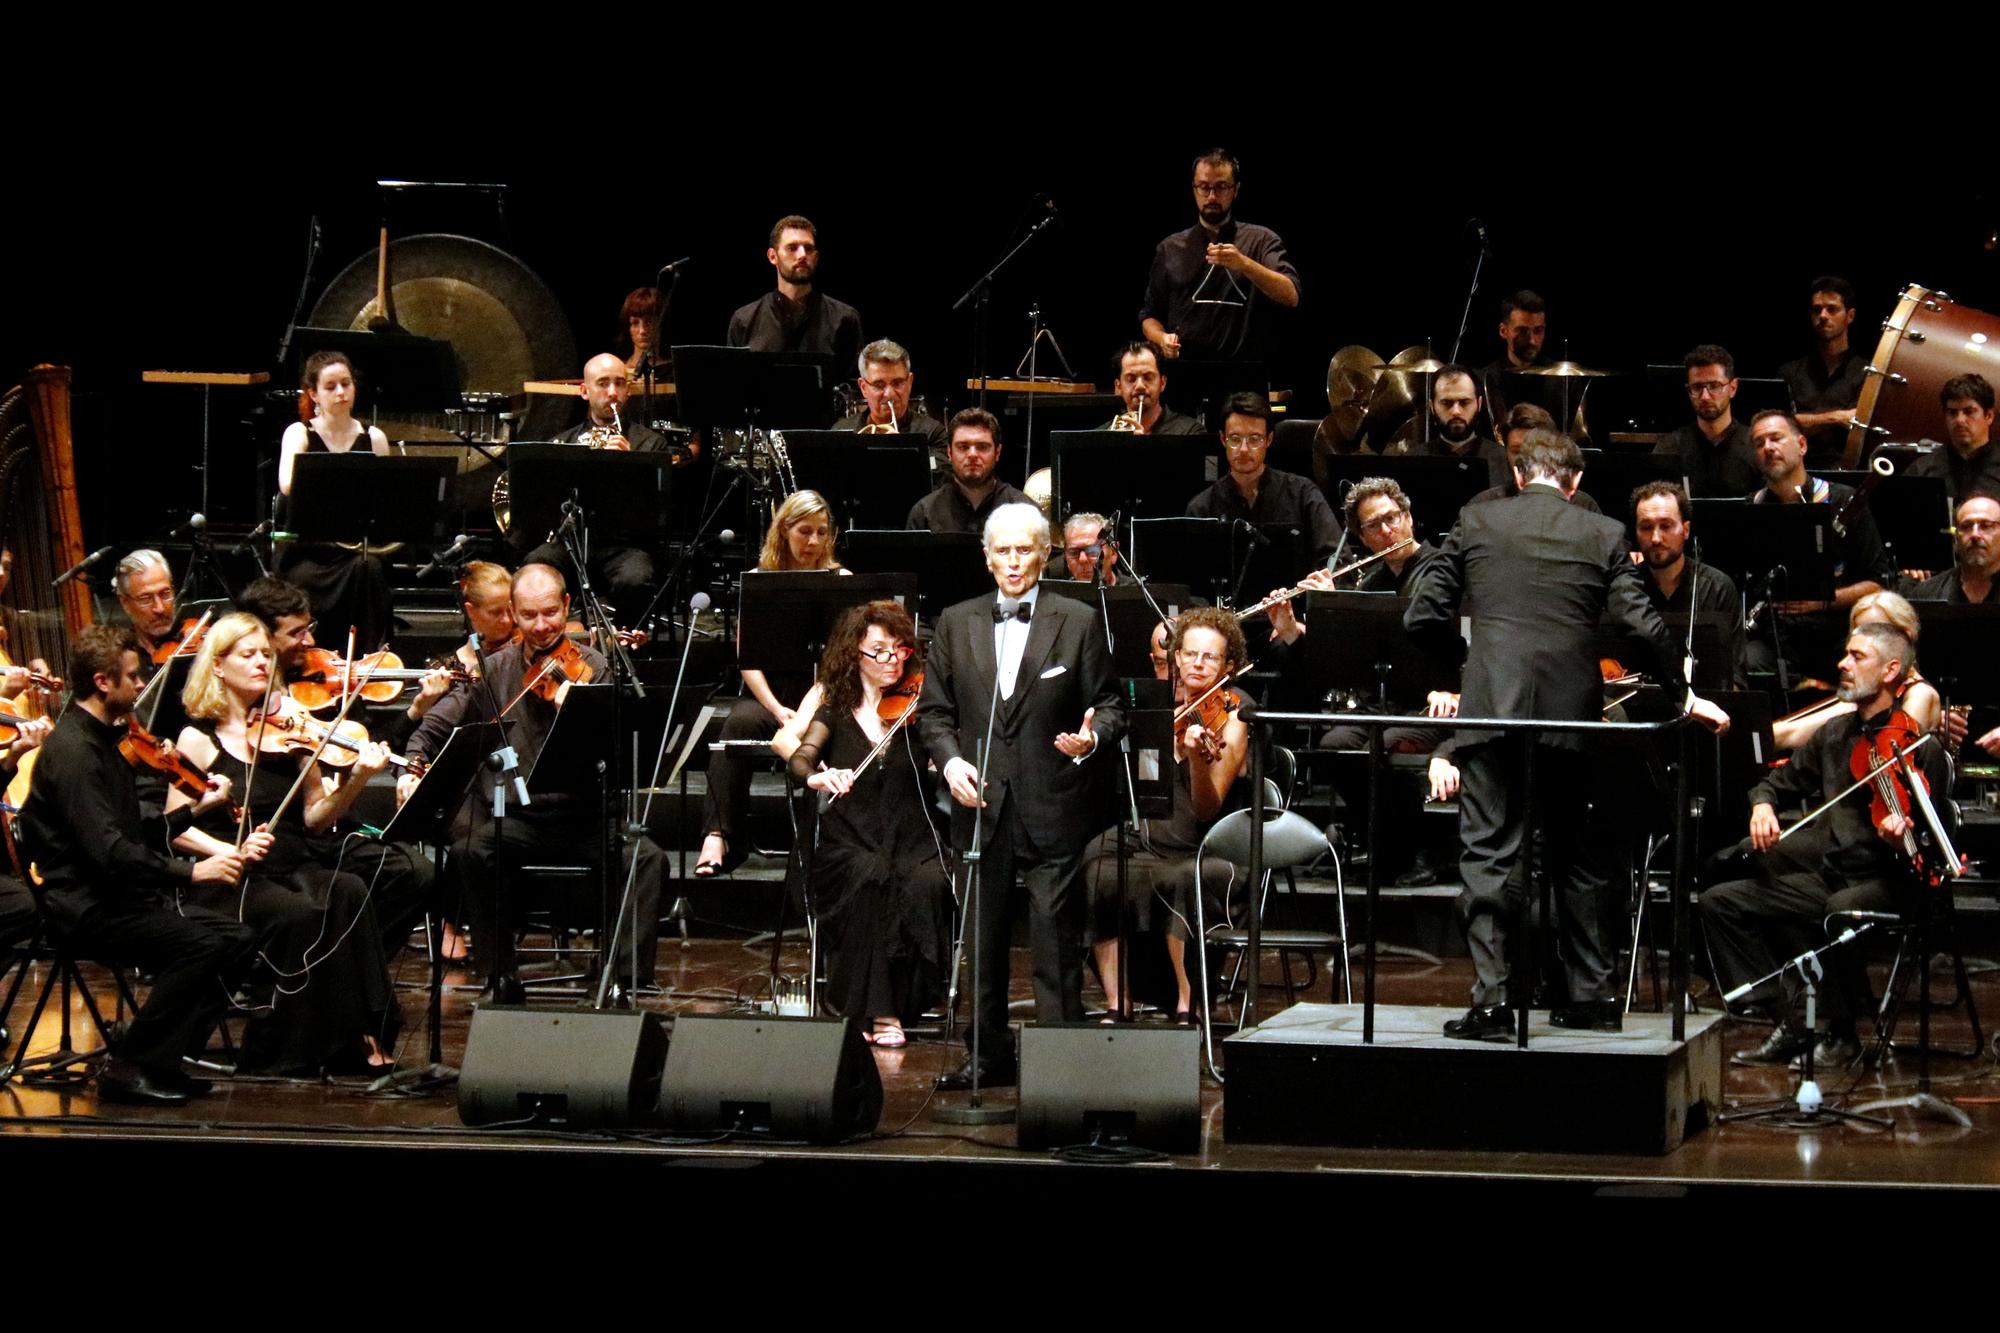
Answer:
[
  {"xmin": 736, "ymin": 571, "xmax": 921, "ymax": 677},
  {"xmin": 503, "ymin": 444, "xmax": 672, "ymax": 547},
  {"xmin": 778, "ymin": 432, "xmax": 932, "ymax": 530},
  {"xmin": 1590, "ymin": 613, "xmax": 1736, "ymax": 692},
  {"xmin": 286, "ymin": 455, "xmax": 456, "ymax": 546},
  {"xmin": 835, "ymin": 532, "xmax": 987, "ymax": 624},
  {"xmin": 1820, "ymin": 470, "xmax": 1952, "ymax": 572},
  {"xmin": 1578, "ymin": 448, "xmax": 1679, "ymax": 530},
  {"xmin": 1127, "ymin": 516, "xmax": 1237, "ymax": 605},
  {"xmin": 1050, "ymin": 431, "xmax": 1213, "ymax": 524},
  {"xmin": 1298, "ymin": 592, "xmax": 1454, "ymax": 704},
  {"xmin": 1687, "ymin": 500, "xmax": 1838, "ymax": 603},
  {"xmin": 523, "ymin": 683, "xmax": 622, "ymax": 992},
  {"xmin": 1909, "ymin": 605, "xmax": 2000, "ymax": 706},
  {"xmin": 1039, "ymin": 579, "xmax": 1193, "ymax": 678},
  {"xmin": 282, "ymin": 326, "xmax": 463, "ymax": 417},
  {"xmin": 1321, "ymin": 455, "xmax": 1490, "ymax": 544},
  {"xmin": 670, "ymin": 345, "xmax": 835, "ymax": 431}
]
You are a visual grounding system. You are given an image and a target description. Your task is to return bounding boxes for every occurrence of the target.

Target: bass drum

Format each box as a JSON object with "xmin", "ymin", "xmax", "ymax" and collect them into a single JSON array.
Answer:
[
  {"xmin": 1846, "ymin": 284, "xmax": 2000, "ymax": 467},
  {"xmin": 309, "ymin": 233, "xmax": 578, "ymax": 445}
]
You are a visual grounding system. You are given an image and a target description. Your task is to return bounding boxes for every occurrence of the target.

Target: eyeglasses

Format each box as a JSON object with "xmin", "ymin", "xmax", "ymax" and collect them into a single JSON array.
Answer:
[
  {"xmin": 1191, "ymin": 182, "xmax": 1238, "ymax": 196},
  {"xmin": 1959, "ymin": 519, "xmax": 2000, "ymax": 534},
  {"xmin": 1686, "ymin": 382, "xmax": 1732, "ymax": 397},
  {"xmin": 1065, "ymin": 544, "xmax": 1103, "ymax": 558},
  {"xmin": 1358, "ymin": 510, "xmax": 1406, "ymax": 532},
  {"xmin": 1177, "ymin": 650, "xmax": 1227, "ymax": 667},
  {"xmin": 1223, "ymin": 434, "xmax": 1268, "ymax": 450},
  {"xmin": 860, "ymin": 644, "xmax": 912, "ymax": 664}
]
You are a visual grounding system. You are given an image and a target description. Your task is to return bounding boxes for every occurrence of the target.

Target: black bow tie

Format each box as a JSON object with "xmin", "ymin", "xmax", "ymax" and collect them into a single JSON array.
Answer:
[{"xmin": 993, "ymin": 602, "xmax": 1032, "ymax": 624}]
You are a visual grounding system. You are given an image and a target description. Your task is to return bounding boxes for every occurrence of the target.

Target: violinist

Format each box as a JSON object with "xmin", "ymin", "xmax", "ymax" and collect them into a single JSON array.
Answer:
[
  {"xmin": 398, "ymin": 563, "xmax": 665, "ymax": 1005},
  {"xmin": 772, "ymin": 600, "xmax": 949, "ymax": 1047},
  {"xmin": 169, "ymin": 613, "xmax": 402, "ymax": 1076},
  {"xmin": 1704, "ymin": 622, "xmax": 1949, "ymax": 1071},
  {"xmin": 1631, "ymin": 480, "xmax": 1747, "ymax": 690},
  {"xmin": 17, "ymin": 625, "xmax": 257, "ymax": 1105},
  {"xmin": 276, "ymin": 350, "xmax": 396, "ymax": 653},
  {"xmin": 1185, "ymin": 392, "xmax": 1342, "ymax": 559},
  {"xmin": 1911, "ymin": 492, "xmax": 1998, "ymax": 605},
  {"xmin": 113, "ymin": 548, "xmax": 179, "ymax": 663},
  {"xmin": 1085, "ymin": 607, "xmax": 1250, "ymax": 1022}
]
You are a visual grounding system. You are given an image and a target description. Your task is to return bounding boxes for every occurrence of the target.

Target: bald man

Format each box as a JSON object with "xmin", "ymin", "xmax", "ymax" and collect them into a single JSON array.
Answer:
[{"xmin": 553, "ymin": 353, "xmax": 671, "ymax": 453}]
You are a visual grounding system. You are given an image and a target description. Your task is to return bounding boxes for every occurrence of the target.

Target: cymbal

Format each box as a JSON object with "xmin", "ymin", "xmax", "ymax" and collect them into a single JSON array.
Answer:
[
  {"xmin": 1324, "ymin": 345, "xmax": 1384, "ymax": 444},
  {"xmin": 1510, "ymin": 360, "xmax": 1610, "ymax": 378},
  {"xmin": 1372, "ymin": 356, "xmax": 1447, "ymax": 373}
]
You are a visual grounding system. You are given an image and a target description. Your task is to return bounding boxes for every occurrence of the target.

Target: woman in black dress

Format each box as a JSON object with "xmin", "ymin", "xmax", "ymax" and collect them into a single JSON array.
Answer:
[
  {"xmin": 276, "ymin": 350, "xmax": 396, "ymax": 652},
  {"xmin": 774, "ymin": 600, "xmax": 950, "ymax": 1047},
  {"xmin": 167, "ymin": 612, "xmax": 401, "ymax": 1075}
]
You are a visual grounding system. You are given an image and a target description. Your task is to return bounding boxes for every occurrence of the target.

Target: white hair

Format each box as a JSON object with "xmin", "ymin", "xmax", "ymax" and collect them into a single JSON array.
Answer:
[
  {"xmin": 1063, "ymin": 512, "xmax": 1108, "ymax": 543},
  {"xmin": 114, "ymin": 548, "xmax": 170, "ymax": 597},
  {"xmin": 983, "ymin": 502, "xmax": 1050, "ymax": 551}
]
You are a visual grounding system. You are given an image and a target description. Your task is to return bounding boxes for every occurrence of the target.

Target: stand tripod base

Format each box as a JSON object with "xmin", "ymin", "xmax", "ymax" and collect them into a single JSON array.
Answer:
[
  {"xmin": 932, "ymin": 1100, "xmax": 1017, "ymax": 1126},
  {"xmin": 1848, "ymin": 1090, "xmax": 1974, "ymax": 1128}
]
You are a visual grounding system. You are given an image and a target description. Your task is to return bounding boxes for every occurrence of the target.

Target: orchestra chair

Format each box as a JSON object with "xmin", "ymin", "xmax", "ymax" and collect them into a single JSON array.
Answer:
[
  {"xmin": 0, "ymin": 892, "xmax": 144, "ymax": 1090},
  {"xmin": 1853, "ymin": 793, "xmax": 1984, "ymax": 1066},
  {"xmin": 1192, "ymin": 772, "xmax": 1350, "ymax": 1082}
]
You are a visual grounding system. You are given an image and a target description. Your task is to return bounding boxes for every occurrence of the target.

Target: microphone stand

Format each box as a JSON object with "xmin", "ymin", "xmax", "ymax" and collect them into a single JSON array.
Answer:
[
  {"xmin": 1717, "ymin": 925, "xmax": 1891, "ymax": 1129},
  {"xmin": 1447, "ymin": 222, "xmax": 1488, "ymax": 366},
  {"xmin": 634, "ymin": 471, "xmax": 743, "ymax": 648},
  {"xmin": 954, "ymin": 208, "xmax": 1058, "ymax": 413},
  {"xmin": 934, "ymin": 607, "xmax": 1017, "ymax": 1125}
]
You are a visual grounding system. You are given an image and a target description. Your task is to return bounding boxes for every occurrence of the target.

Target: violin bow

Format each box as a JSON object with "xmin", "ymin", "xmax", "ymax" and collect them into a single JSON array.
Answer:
[{"xmin": 1776, "ymin": 731, "xmax": 1935, "ymax": 845}]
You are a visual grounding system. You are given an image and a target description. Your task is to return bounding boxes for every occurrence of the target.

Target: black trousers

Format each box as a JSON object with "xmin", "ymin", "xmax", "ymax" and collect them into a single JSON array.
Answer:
[
  {"xmin": 462, "ymin": 806, "xmax": 663, "ymax": 986},
  {"xmin": 1455, "ymin": 739, "xmax": 1616, "ymax": 1008},
  {"xmin": 0, "ymin": 873, "xmax": 34, "ymax": 951},
  {"xmin": 1702, "ymin": 859, "xmax": 1899, "ymax": 1030},
  {"xmin": 967, "ymin": 796, "xmax": 1087, "ymax": 1063},
  {"xmin": 316, "ymin": 835, "xmax": 439, "ymax": 953},
  {"xmin": 700, "ymin": 697, "xmax": 778, "ymax": 861},
  {"xmin": 62, "ymin": 897, "xmax": 256, "ymax": 1079}
]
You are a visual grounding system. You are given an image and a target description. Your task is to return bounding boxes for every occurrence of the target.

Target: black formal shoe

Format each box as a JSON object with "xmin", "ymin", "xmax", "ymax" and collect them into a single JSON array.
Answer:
[
  {"xmin": 1442, "ymin": 1005, "xmax": 1516, "ymax": 1042},
  {"xmin": 1549, "ymin": 1000, "xmax": 1624, "ymax": 1032},
  {"xmin": 1393, "ymin": 864, "xmax": 1439, "ymax": 888},
  {"xmin": 603, "ymin": 981, "xmax": 635, "ymax": 1011},
  {"xmin": 1797, "ymin": 1034, "xmax": 1863, "ymax": 1071},
  {"xmin": 1733, "ymin": 1025, "xmax": 1814, "ymax": 1066},
  {"xmin": 168, "ymin": 1071, "xmax": 216, "ymax": 1097},
  {"xmin": 482, "ymin": 972, "xmax": 527, "ymax": 1006},
  {"xmin": 936, "ymin": 1057, "xmax": 1017, "ymax": 1091},
  {"xmin": 96, "ymin": 1064, "xmax": 190, "ymax": 1106}
]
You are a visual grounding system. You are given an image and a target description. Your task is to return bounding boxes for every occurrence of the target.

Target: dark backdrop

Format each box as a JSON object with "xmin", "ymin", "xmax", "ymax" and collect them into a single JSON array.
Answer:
[{"xmin": 8, "ymin": 120, "xmax": 1997, "ymax": 544}]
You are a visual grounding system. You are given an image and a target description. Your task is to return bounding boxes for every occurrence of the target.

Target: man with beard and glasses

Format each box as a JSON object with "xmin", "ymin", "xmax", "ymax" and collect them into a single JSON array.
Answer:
[
  {"xmin": 1631, "ymin": 480, "xmax": 1746, "ymax": 688},
  {"xmin": 1911, "ymin": 492, "xmax": 1998, "ymax": 605},
  {"xmin": 1138, "ymin": 147, "xmax": 1300, "ymax": 364},
  {"xmin": 1905, "ymin": 373, "xmax": 2000, "ymax": 503},
  {"xmin": 726, "ymin": 215, "xmax": 864, "ymax": 371},
  {"xmin": 1418, "ymin": 364, "xmax": 1509, "ymax": 489},
  {"xmin": 1777, "ymin": 276, "xmax": 1869, "ymax": 470},
  {"xmin": 1478, "ymin": 290, "xmax": 1552, "ymax": 418},
  {"xmin": 1653, "ymin": 345, "xmax": 1762, "ymax": 497}
]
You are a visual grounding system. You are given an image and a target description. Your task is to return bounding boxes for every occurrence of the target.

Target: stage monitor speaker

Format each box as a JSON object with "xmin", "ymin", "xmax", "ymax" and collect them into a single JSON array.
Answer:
[
  {"xmin": 658, "ymin": 1015, "xmax": 882, "ymax": 1143},
  {"xmin": 1018, "ymin": 1023, "xmax": 1200, "ymax": 1153},
  {"xmin": 457, "ymin": 1007, "xmax": 667, "ymax": 1129}
]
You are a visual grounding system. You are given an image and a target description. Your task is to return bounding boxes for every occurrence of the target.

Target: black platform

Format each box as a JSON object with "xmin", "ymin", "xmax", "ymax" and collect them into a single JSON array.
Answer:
[{"xmin": 1224, "ymin": 1003, "xmax": 1724, "ymax": 1155}]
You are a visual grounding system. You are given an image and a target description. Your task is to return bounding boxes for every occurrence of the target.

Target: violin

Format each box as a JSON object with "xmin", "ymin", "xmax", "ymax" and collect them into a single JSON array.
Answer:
[
  {"xmin": 525, "ymin": 637, "xmax": 595, "ymax": 705},
  {"xmin": 253, "ymin": 700, "xmax": 420, "ymax": 773},
  {"xmin": 829, "ymin": 669, "xmax": 925, "ymax": 801},
  {"xmin": 118, "ymin": 718, "xmax": 240, "ymax": 821},
  {"xmin": 1173, "ymin": 675, "xmax": 1242, "ymax": 764},
  {"xmin": 151, "ymin": 617, "xmax": 209, "ymax": 665},
  {"xmin": 289, "ymin": 647, "xmax": 471, "ymax": 711},
  {"xmin": 1849, "ymin": 708, "xmax": 1963, "ymax": 888}
]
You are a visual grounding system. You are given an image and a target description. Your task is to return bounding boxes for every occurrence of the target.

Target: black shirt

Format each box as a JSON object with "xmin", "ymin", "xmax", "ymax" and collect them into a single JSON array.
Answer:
[
  {"xmin": 1095, "ymin": 407, "xmax": 1207, "ymax": 436},
  {"xmin": 1357, "ymin": 540, "xmax": 1437, "ymax": 596},
  {"xmin": 1425, "ymin": 433, "xmax": 1510, "ymax": 489},
  {"xmin": 1778, "ymin": 349, "xmax": 1868, "ymax": 468},
  {"xmin": 1479, "ymin": 354, "xmax": 1552, "ymax": 417},
  {"xmin": 1903, "ymin": 442, "xmax": 2000, "ymax": 503},
  {"xmin": 1641, "ymin": 557, "xmax": 1747, "ymax": 690},
  {"xmin": 906, "ymin": 479, "xmax": 1031, "ymax": 535},
  {"xmin": 1749, "ymin": 705, "xmax": 1944, "ymax": 883},
  {"xmin": 1654, "ymin": 419, "xmax": 1762, "ymax": 498},
  {"xmin": 1910, "ymin": 565, "xmax": 1995, "ymax": 604},
  {"xmin": 404, "ymin": 637, "xmax": 610, "ymax": 808},
  {"xmin": 726, "ymin": 289, "xmax": 864, "ymax": 370},
  {"xmin": 1139, "ymin": 219, "xmax": 1300, "ymax": 362},
  {"xmin": 1750, "ymin": 477, "xmax": 1896, "ymax": 591},
  {"xmin": 1185, "ymin": 467, "xmax": 1343, "ymax": 560},
  {"xmin": 552, "ymin": 416, "xmax": 671, "ymax": 453},
  {"xmin": 19, "ymin": 706, "xmax": 192, "ymax": 931}
]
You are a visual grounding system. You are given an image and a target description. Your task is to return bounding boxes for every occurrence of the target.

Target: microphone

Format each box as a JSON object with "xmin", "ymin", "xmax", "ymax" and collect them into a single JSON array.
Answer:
[
  {"xmin": 716, "ymin": 529, "xmax": 736, "ymax": 545},
  {"xmin": 557, "ymin": 500, "xmax": 581, "ymax": 537},
  {"xmin": 656, "ymin": 255, "xmax": 692, "ymax": 280},
  {"xmin": 228, "ymin": 520, "xmax": 274, "ymax": 558},
  {"xmin": 168, "ymin": 512, "xmax": 207, "ymax": 540},
  {"xmin": 1236, "ymin": 519, "xmax": 1271, "ymax": 548},
  {"xmin": 690, "ymin": 591, "xmax": 712, "ymax": 613},
  {"xmin": 53, "ymin": 546, "xmax": 114, "ymax": 588},
  {"xmin": 416, "ymin": 533, "xmax": 472, "ymax": 580},
  {"xmin": 1472, "ymin": 217, "xmax": 1491, "ymax": 254}
]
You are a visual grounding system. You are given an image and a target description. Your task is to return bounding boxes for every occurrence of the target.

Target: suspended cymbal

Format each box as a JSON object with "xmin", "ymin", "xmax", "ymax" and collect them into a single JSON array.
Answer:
[
  {"xmin": 1371, "ymin": 356, "xmax": 1448, "ymax": 373},
  {"xmin": 1324, "ymin": 344, "xmax": 1384, "ymax": 443},
  {"xmin": 1510, "ymin": 360, "xmax": 1611, "ymax": 378}
]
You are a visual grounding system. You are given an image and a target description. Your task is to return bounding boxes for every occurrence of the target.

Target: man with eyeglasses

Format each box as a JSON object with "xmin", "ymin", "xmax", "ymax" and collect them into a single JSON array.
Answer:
[
  {"xmin": 1138, "ymin": 147, "xmax": 1300, "ymax": 364},
  {"xmin": 113, "ymin": 549, "xmax": 180, "ymax": 664},
  {"xmin": 1100, "ymin": 343, "xmax": 1205, "ymax": 435},
  {"xmin": 1777, "ymin": 276, "xmax": 1869, "ymax": 470},
  {"xmin": 1418, "ymin": 365, "xmax": 1510, "ymax": 490},
  {"xmin": 833, "ymin": 338, "xmax": 949, "ymax": 473},
  {"xmin": 1911, "ymin": 492, "xmax": 1999, "ymax": 605},
  {"xmin": 1652, "ymin": 344, "xmax": 1762, "ymax": 497},
  {"xmin": 726, "ymin": 214, "xmax": 864, "ymax": 371},
  {"xmin": 1185, "ymin": 391, "xmax": 1341, "ymax": 559},
  {"xmin": 1061, "ymin": 512, "xmax": 1118, "ymax": 586}
]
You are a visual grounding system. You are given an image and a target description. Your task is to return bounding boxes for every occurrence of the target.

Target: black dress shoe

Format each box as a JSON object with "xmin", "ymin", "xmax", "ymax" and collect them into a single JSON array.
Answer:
[
  {"xmin": 1733, "ymin": 1024, "xmax": 1814, "ymax": 1066},
  {"xmin": 936, "ymin": 1057, "xmax": 1017, "ymax": 1091},
  {"xmin": 1549, "ymin": 1000, "xmax": 1624, "ymax": 1032},
  {"xmin": 1442, "ymin": 1005, "xmax": 1516, "ymax": 1042},
  {"xmin": 97, "ymin": 1063, "xmax": 191, "ymax": 1106},
  {"xmin": 603, "ymin": 981, "xmax": 635, "ymax": 1011},
  {"xmin": 482, "ymin": 972, "xmax": 527, "ymax": 1006},
  {"xmin": 1798, "ymin": 1034, "xmax": 1863, "ymax": 1071},
  {"xmin": 168, "ymin": 1071, "xmax": 216, "ymax": 1097}
]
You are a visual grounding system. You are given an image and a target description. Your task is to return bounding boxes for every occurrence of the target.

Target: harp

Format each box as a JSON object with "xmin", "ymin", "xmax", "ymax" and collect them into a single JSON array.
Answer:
[{"xmin": 0, "ymin": 364, "xmax": 94, "ymax": 697}]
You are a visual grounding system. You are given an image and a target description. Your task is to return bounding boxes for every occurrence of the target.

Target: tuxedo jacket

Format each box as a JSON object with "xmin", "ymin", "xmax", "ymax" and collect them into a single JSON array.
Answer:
[
  {"xmin": 916, "ymin": 588, "xmax": 1125, "ymax": 856},
  {"xmin": 1405, "ymin": 486, "xmax": 1684, "ymax": 751}
]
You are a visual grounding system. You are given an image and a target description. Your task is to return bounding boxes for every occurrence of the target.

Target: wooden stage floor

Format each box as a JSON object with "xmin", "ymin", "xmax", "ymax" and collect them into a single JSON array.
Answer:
[{"xmin": 4, "ymin": 932, "xmax": 1998, "ymax": 1199}]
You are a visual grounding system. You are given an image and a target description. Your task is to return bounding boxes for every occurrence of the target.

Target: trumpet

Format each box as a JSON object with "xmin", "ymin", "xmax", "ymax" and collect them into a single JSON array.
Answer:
[{"xmin": 1110, "ymin": 389, "xmax": 1146, "ymax": 433}]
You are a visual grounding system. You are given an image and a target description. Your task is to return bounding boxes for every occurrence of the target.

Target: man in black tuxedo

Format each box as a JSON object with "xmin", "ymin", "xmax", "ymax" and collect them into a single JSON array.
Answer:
[
  {"xmin": 1407, "ymin": 431, "xmax": 1730, "ymax": 1039},
  {"xmin": 916, "ymin": 502, "xmax": 1125, "ymax": 1086}
]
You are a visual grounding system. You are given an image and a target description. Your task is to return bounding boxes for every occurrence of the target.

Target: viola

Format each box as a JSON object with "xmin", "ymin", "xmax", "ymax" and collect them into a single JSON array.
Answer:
[
  {"xmin": 117, "ymin": 718, "xmax": 240, "ymax": 821},
  {"xmin": 1173, "ymin": 677, "xmax": 1242, "ymax": 764},
  {"xmin": 1850, "ymin": 707, "xmax": 1959, "ymax": 887},
  {"xmin": 526, "ymin": 636, "xmax": 595, "ymax": 705}
]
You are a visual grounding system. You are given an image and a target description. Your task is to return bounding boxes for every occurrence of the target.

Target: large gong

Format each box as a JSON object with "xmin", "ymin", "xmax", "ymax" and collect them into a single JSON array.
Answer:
[{"xmin": 309, "ymin": 233, "xmax": 578, "ymax": 446}]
